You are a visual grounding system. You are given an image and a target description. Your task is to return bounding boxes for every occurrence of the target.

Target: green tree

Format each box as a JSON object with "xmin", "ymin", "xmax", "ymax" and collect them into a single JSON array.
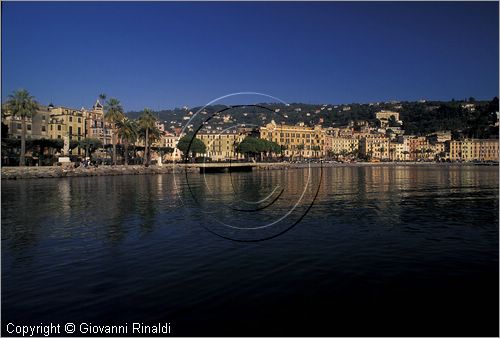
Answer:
[
  {"xmin": 4, "ymin": 90, "xmax": 40, "ymax": 166},
  {"xmin": 388, "ymin": 115, "xmax": 399, "ymax": 127},
  {"xmin": 116, "ymin": 118, "xmax": 138, "ymax": 165},
  {"xmin": 177, "ymin": 135, "xmax": 206, "ymax": 160},
  {"xmin": 78, "ymin": 138, "xmax": 103, "ymax": 160},
  {"xmin": 69, "ymin": 140, "xmax": 79, "ymax": 153},
  {"xmin": 268, "ymin": 140, "xmax": 282, "ymax": 159},
  {"xmin": 137, "ymin": 109, "xmax": 158, "ymax": 166},
  {"xmin": 104, "ymin": 98, "xmax": 125, "ymax": 165},
  {"xmin": 139, "ymin": 124, "xmax": 161, "ymax": 165},
  {"xmin": 235, "ymin": 137, "xmax": 261, "ymax": 160},
  {"xmin": 32, "ymin": 138, "xmax": 54, "ymax": 166},
  {"xmin": 234, "ymin": 137, "xmax": 281, "ymax": 161}
]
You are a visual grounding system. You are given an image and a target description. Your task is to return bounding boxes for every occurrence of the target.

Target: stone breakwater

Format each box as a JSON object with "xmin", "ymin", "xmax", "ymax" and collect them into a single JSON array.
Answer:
[
  {"xmin": 1, "ymin": 163, "xmax": 290, "ymax": 180},
  {"xmin": 1, "ymin": 165, "xmax": 199, "ymax": 180}
]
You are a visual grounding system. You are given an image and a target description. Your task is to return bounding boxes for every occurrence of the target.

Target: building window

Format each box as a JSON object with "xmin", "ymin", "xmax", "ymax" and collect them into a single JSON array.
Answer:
[
  {"xmin": 42, "ymin": 126, "xmax": 46, "ymax": 132},
  {"xmin": 57, "ymin": 125, "xmax": 61, "ymax": 131},
  {"xmin": 17, "ymin": 123, "xmax": 21, "ymax": 129},
  {"xmin": 27, "ymin": 124, "xmax": 31, "ymax": 131},
  {"xmin": 69, "ymin": 117, "xmax": 72, "ymax": 122},
  {"xmin": 78, "ymin": 118, "xmax": 81, "ymax": 123},
  {"xmin": 42, "ymin": 115, "xmax": 46, "ymax": 121}
]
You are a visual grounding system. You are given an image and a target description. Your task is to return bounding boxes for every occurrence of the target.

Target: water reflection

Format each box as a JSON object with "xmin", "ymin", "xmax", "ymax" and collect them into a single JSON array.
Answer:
[
  {"xmin": 1, "ymin": 165, "xmax": 498, "ymax": 336},
  {"xmin": 2, "ymin": 165, "xmax": 498, "ymax": 248}
]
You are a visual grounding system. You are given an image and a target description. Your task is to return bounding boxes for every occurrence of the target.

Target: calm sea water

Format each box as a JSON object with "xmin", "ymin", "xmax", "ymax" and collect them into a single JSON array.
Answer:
[{"xmin": 2, "ymin": 165, "xmax": 498, "ymax": 336}]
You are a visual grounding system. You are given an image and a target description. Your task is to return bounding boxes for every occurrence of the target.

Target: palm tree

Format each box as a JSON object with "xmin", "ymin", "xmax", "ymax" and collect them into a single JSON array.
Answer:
[
  {"xmin": 137, "ymin": 108, "xmax": 157, "ymax": 167},
  {"xmin": 104, "ymin": 98, "xmax": 124, "ymax": 165},
  {"xmin": 116, "ymin": 118, "xmax": 138, "ymax": 165},
  {"xmin": 4, "ymin": 89, "xmax": 39, "ymax": 166},
  {"xmin": 98, "ymin": 93, "xmax": 108, "ymax": 148}
]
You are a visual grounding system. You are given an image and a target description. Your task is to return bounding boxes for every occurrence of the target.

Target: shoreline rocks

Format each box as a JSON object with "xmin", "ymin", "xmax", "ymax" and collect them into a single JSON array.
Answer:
[{"xmin": 0, "ymin": 165, "xmax": 198, "ymax": 180}]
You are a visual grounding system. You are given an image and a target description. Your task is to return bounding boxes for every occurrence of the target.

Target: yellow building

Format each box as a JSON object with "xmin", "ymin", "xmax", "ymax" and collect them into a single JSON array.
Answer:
[
  {"xmin": 159, "ymin": 132, "xmax": 182, "ymax": 162},
  {"xmin": 325, "ymin": 136, "xmax": 359, "ymax": 157},
  {"xmin": 260, "ymin": 120, "xmax": 325, "ymax": 158},
  {"xmin": 198, "ymin": 130, "xmax": 246, "ymax": 161},
  {"xmin": 326, "ymin": 127, "xmax": 355, "ymax": 138},
  {"xmin": 432, "ymin": 142, "xmax": 447, "ymax": 160},
  {"xmin": 404, "ymin": 136, "xmax": 430, "ymax": 161},
  {"xmin": 389, "ymin": 141, "xmax": 409, "ymax": 161},
  {"xmin": 450, "ymin": 139, "xmax": 499, "ymax": 162},
  {"xmin": 48, "ymin": 106, "xmax": 88, "ymax": 155},
  {"xmin": 359, "ymin": 135, "xmax": 390, "ymax": 160}
]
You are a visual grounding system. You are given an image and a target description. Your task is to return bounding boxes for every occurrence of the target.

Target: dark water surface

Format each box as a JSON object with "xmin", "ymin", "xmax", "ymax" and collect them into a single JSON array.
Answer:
[{"xmin": 2, "ymin": 165, "xmax": 499, "ymax": 336}]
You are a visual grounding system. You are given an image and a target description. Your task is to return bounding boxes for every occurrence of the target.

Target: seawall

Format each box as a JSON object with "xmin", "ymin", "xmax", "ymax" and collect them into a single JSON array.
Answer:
[{"xmin": 1, "ymin": 162, "xmax": 290, "ymax": 180}]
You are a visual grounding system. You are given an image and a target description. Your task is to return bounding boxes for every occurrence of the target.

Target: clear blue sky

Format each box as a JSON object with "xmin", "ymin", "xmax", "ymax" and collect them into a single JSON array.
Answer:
[{"xmin": 2, "ymin": 1, "xmax": 499, "ymax": 111}]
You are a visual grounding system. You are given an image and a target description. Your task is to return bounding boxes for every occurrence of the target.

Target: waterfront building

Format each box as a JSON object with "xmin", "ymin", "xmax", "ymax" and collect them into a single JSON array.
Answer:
[
  {"xmin": 260, "ymin": 120, "xmax": 325, "ymax": 159},
  {"xmin": 431, "ymin": 142, "xmax": 448, "ymax": 160},
  {"xmin": 197, "ymin": 129, "xmax": 246, "ymax": 161},
  {"xmin": 450, "ymin": 139, "xmax": 499, "ymax": 162},
  {"xmin": 48, "ymin": 106, "xmax": 89, "ymax": 155},
  {"xmin": 406, "ymin": 136, "xmax": 430, "ymax": 161},
  {"xmin": 325, "ymin": 135, "xmax": 359, "ymax": 157},
  {"xmin": 2, "ymin": 105, "xmax": 50, "ymax": 140},
  {"xmin": 359, "ymin": 134, "xmax": 390, "ymax": 160},
  {"xmin": 389, "ymin": 140, "xmax": 409, "ymax": 161}
]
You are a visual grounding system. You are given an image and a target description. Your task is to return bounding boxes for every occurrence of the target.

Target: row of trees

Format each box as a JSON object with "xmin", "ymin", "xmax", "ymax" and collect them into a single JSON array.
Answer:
[
  {"xmin": 174, "ymin": 135, "xmax": 284, "ymax": 162},
  {"xmin": 2, "ymin": 90, "xmax": 166, "ymax": 167},
  {"xmin": 235, "ymin": 137, "xmax": 283, "ymax": 161},
  {"xmin": 96, "ymin": 93, "xmax": 161, "ymax": 166}
]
